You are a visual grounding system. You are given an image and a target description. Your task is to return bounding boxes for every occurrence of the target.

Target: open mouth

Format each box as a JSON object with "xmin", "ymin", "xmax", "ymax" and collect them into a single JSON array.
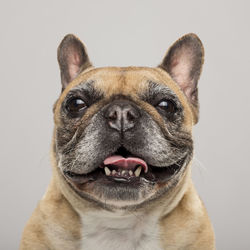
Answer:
[{"xmin": 63, "ymin": 146, "xmax": 187, "ymax": 185}]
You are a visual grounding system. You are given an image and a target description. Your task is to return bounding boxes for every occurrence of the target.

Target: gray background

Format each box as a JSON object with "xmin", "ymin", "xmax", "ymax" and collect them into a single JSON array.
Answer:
[{"xmin": 0, "ymin": 0, "xmax": 249, "ymax": 249}]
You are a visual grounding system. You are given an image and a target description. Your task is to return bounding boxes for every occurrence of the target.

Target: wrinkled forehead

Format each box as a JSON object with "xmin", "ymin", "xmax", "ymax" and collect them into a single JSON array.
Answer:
[
  {"xmin": 55, "ymin": 67, "xmax": 194, "ymax": 127},
  {"xmin": 60, "ymin": 67, "xmax": 188, "ymax": 103}
]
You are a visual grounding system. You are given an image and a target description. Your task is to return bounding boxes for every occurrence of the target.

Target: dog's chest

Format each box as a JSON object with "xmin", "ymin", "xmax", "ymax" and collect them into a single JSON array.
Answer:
[{"xmin": 79, "ymin": 211, "xmax": 163, "ymax": 250}]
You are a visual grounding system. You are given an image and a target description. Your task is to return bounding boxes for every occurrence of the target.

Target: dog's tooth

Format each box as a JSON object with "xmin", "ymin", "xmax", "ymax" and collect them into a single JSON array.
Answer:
[
  {"xmin": 135, "ymin": 166, "xmax": 142, "ymax": 177},
  {"xmin": 112, "ymin": 170, "xmax": 117, "ymax": 175},
  {"xmin": 121, "ymin": 170, "xmax": 126, "ymax": 176},
  {"xmin": 129, "ymin": 170, "xmax": 133, "ymax": 176},
  {"xmin": 104, "ymin": 167, "xmax": 111, "ymax": 176}
]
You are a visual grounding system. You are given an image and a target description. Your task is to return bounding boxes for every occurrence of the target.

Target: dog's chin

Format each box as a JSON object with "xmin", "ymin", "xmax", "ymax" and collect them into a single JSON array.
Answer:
[{"xmin": 62, "ymin": 147, "xmax": 189, "ymax": 209}]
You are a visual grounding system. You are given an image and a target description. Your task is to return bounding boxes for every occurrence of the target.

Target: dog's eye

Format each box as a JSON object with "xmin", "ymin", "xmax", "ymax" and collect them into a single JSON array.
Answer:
[
  {"xmin": 66, "ymin": 98, "xmax": 87, "ymax": 115},
  {"xmin": 157, "ymin": 100, "xmax": 176, "ymax": 113}
]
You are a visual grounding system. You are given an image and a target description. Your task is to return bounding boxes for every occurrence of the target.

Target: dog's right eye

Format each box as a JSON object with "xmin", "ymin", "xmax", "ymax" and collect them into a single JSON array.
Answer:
[{"xmin": 66, "ymin": 98, "xmax": 87, "ymax": 116}]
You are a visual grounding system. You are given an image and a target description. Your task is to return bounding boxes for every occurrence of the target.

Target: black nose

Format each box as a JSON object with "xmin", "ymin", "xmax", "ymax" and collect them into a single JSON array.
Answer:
[{"xmin": 105, "ymin": 100, "xmax": 140, "ymax": 132}]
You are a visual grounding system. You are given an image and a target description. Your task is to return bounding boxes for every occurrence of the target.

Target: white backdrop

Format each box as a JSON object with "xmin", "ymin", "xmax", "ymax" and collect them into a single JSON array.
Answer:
[{"xmin": 0, "ymin": 0, "xmax": 249, "ymax": 249}]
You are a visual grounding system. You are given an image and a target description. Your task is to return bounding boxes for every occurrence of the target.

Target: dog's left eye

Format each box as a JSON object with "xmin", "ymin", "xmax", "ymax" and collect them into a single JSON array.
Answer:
[
  {"xmin": 157, "ymin": 99, "xmax": 176, "ymax": 113},
  {"xmin": 66, "ymin": 98, "xmax": 87, "ymax": 115}
]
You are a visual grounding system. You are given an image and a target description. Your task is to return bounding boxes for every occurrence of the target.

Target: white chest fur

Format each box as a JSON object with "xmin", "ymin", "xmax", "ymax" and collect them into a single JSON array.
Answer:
[{"xmin": 79, "ymin": 209, "xmax": 163, "ymax": 250}]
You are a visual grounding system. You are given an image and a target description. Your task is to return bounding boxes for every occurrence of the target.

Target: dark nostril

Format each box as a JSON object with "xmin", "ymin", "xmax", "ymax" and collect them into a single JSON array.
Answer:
[
  {"xmin": 126, "ymin": 110, "xmax": 136, "ymax": 121},
  {"xmin": 108, "ymin": 110, "xmax": 118, "ymax": 121}
]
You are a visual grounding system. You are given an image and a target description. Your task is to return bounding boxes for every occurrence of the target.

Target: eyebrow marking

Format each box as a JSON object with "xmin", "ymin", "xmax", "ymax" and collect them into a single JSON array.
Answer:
[
  {"xmin": 140, "ymin": 80, "xmax": 179, "ymax": 101},
  {"xmin": 70, "ymin": 80, "xmax": 95, "ymax": 92},
  {"xmin": 66, "ymin": 80, "xmax": 104, "ymax": 104},
  {"xmin": 147, "ymin": 80, "xmax": 176, "ymax": 95}
]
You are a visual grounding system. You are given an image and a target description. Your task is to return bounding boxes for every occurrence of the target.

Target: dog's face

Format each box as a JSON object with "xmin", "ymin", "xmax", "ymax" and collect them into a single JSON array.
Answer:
[{"xmin": 53, "ymin": 34, "xmax": 204, "ymax": 209}]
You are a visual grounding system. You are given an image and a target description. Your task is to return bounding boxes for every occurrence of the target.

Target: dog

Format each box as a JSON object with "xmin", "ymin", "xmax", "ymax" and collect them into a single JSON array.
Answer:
[{"xmin": 20, "ymin": 33, "xmax": 215, "ymax": 250}]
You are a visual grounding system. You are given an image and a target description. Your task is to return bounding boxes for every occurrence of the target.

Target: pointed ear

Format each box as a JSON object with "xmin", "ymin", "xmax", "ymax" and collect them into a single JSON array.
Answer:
[
  {"xmin": 57, "ymin": 34, "xmax": 92, "ymax": 90},
  {"xmin": 159, "ymin": 33, "xmax": 204, "ymax": 123}
]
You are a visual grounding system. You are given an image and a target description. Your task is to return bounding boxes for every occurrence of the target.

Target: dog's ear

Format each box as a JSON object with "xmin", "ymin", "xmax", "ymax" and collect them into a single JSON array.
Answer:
[
  {"xmin": 159, "ymin": 33, "xmax": 204, "ymax": 124},
  {"xmin": 57, "ymin": 34, "xmax": 92, "ymax": 90}
]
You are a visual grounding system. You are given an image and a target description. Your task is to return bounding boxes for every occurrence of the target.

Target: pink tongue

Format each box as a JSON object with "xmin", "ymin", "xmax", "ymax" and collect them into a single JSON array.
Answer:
[{"xmin": 104, "ymin": 155, "xmax": 148, "ymax": 173}]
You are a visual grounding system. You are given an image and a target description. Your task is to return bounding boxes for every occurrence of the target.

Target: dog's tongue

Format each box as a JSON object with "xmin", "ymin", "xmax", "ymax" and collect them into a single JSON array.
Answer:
[{"xmin": 104, "ymin": 155, "xmax": 148, "ymax": 173}]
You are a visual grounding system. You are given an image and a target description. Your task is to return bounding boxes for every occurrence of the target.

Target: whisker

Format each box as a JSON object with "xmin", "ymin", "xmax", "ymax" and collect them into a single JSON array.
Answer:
[{"xmin": 192, "ymin": 156, "xmax": 207, "ymax": 172}]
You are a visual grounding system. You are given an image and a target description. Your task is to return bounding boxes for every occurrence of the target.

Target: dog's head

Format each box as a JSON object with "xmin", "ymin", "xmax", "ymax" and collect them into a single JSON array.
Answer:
[{"xmin": 53, "ymin": 34, "xmax": 204, "ymax": 210}]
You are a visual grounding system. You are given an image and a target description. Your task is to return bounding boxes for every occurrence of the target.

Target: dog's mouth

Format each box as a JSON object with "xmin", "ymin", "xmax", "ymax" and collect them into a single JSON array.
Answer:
[{"xmin": 63, "ymin": 146, "xmax": 187, "ymax": 186}]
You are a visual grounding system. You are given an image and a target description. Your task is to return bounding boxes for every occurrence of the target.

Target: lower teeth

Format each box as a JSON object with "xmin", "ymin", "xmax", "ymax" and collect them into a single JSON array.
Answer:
[
  {"xmin": 104, "ymin": 166, "xmax": 143, "ymax": 177},
  {"xmin": 134, "ymin": 166, "xmax": 142, "ymax": 177},
  {"xmin": 104, "ymin": 167, "xmax": 111, "ymax": 176}
]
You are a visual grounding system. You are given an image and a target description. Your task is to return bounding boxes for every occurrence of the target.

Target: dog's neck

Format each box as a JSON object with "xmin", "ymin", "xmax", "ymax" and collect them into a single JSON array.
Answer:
[
  {"xmin": 78, "ymin": 208, "xmax": 163, "ymax": 250},
  {"xmin": 53, "ymin": 158, "xmax": 192, "ymax": 250}
]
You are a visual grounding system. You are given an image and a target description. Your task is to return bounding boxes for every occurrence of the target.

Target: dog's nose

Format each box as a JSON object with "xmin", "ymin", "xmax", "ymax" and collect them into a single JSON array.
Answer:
[{"xmin": 105, "ymin": 101, "xmax": 140, "ymax": 132}]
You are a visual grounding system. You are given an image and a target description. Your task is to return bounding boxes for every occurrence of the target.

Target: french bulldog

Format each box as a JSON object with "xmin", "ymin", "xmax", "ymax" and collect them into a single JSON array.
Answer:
[{"xmin": 20, "ymin": 33, "xmax": 215, "ymax": 250}]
